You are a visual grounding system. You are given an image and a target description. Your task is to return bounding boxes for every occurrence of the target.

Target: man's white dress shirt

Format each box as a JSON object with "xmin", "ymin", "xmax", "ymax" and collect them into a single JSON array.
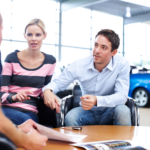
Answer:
[{"xmin": 43, "ymin": 54, "xmax": 130, "ymax": 107}]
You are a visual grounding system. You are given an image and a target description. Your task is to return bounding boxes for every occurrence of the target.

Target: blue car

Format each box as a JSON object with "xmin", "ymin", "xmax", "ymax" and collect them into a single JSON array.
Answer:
[{"xmin": 129, "ymin": 66, "xmax": 150, "ymax": 107}]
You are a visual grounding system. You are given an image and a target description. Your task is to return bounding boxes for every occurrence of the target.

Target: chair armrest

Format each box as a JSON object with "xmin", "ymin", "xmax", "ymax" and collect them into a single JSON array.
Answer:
[
  {"xmin": 55, "ymin": 112, "xmax": 62, "ymax": 128},
  {"xmin": 126, "ymin": 97, "xmax": 140, "ymax": 126},
  {"xmin": 60, "ymin": 95, "xmax": 73, "ymax": 126}
]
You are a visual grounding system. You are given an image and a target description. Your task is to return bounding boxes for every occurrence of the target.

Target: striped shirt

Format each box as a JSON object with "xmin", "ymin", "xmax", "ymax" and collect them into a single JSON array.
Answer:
[{"xmin": 0, "ymin": 50, "xmax": 56, "ymax": 113}]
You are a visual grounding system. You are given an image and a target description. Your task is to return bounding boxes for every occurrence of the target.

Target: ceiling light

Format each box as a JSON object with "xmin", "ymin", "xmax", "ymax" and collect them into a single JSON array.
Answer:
[{"xmin": 126, "ymin": 7, "xmax": 131, "ymax": 17}]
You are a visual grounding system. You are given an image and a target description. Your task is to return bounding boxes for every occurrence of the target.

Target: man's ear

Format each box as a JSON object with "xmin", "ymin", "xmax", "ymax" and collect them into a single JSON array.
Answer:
[{"xmin": 112, "ymin": 49, "xmax": 117, "ymax": 56}]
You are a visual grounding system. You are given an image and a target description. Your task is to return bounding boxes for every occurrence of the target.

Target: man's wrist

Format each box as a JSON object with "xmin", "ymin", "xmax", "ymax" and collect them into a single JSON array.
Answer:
[{"xmin": 44, "ymin": 89, "xmax": 53, "ymax": 94}]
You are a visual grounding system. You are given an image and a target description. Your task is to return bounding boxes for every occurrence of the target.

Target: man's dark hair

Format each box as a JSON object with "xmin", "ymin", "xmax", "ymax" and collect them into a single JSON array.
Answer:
[{"xmin": 95, "ymin": 29, "xmax": 120, "ymax": 52}]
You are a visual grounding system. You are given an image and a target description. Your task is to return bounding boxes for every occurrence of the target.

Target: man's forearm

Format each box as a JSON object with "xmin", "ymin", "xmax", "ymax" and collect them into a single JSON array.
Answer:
[
  {"xmin": 96, "ymin": 92, "xmax": 127, "ymax": 107},
  {"xmin": 0, "ymin": 109, "xmax": 28, "ymax": 148}
]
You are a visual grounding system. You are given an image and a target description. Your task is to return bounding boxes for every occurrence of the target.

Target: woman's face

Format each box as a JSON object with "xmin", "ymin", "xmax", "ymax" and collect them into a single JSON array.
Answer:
[{"xmin": 24, "ymin": 25, "xmax": 46, "ymax": 51}]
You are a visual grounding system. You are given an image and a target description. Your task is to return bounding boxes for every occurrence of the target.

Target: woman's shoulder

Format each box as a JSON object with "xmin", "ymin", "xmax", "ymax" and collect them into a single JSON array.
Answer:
[
  {"xmin": 5, "ymin": 50, "xmax": 18, "ymax": 63},
  {"xmin": 42, "ymin": 52, "xmax": 56, "ymax": 64}
]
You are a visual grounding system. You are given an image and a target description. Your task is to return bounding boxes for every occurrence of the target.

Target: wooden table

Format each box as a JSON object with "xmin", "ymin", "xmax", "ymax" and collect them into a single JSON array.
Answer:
[{"xmin": 18, "ymin": 125, "xmax": 150, "ymax": 150}]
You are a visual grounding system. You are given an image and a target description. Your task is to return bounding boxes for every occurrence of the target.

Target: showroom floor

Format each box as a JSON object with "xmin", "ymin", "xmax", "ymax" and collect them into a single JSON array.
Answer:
[{"xmin": 139, "ymin": 107, "xmax": 150, "ymax": 126}]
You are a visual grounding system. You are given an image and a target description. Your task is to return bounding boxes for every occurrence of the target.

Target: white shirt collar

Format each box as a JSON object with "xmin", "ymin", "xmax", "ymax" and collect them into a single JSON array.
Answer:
[{"xmin": 88, "ymin": 56, "xmax": 113, "ymax": 71}]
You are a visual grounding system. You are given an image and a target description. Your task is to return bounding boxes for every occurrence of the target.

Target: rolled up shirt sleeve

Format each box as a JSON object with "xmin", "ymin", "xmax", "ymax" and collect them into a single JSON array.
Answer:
[{"xmin": 42, "ymin": 80, "xmax": 59, "ymax": 94}]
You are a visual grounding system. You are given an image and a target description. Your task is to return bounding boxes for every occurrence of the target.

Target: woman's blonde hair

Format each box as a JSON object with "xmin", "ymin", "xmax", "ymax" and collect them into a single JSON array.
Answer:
[{"xmin": 25, "ymin": 19, "xmax": 46, "ymax": 34}]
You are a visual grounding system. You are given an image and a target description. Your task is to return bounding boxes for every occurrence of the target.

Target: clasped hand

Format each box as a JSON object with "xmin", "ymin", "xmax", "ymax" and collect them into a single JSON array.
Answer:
[{"xmin": 80, "ymin": 95, "xmax": 97, "ymax": 110}]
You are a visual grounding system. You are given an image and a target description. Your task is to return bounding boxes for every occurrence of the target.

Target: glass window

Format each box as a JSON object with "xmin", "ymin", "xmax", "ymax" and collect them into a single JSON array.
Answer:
[
  {"xmin": 61, "ymin": 46, "xmax": 91, "ymax": 65},
  {"xmin": 11, "ymin": 41, "xmax": 27, "ymax": 52},
  {"xmin": 0, "ymin": 0, "xmax": 59, "ymax": 65},
  {"xmin": 141, "ymin": 55, "xmax": 150, "ymax": 68},
  {"xmin": 92, "ymin": 11, "xmax": 123, "ymax": 53},
  {"xmin": 124, "ymin": 53, "xmax": 142, "ymax": 66},
  {"xmin": 1, "ymin": 40, "xmax": 11, "ymax": 64},
  {"xmin": 0, "ymin": 0, "xmax": 12, "ymax": 39},
  {"xmin": 11, "ymin": 0, "xmax": 59, "ymax": 44},
  {"xmin": 62, "ymin": 8, "xmax": 91, "ymax": 48},
  {"xmin": 1, "ymin": 1, "xmax": 126, "ymax": 67},
  {"xmin": 117, "ymin": 52, "xmax": 123, "ymax": 56},
  {"xmin": 125, "ymin": 22, "xmax": 150, "ymax": 55},
  {"xmin": 124, "ymin": 21, "xmax": 150, "ymax": 68},
  {"xmin": 40, "ymin": 44, "xmax": 58, "ymax": 59}
]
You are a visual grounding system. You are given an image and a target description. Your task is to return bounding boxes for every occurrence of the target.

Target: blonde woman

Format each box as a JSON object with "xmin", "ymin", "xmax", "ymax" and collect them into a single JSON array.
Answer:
[
  {"xmin": 0, "ymin": 19, "xmax": 57, "ymax": 125},
  {"xmin": 0, "ymin": 14, "xmax": 47, "ymax": 150}
]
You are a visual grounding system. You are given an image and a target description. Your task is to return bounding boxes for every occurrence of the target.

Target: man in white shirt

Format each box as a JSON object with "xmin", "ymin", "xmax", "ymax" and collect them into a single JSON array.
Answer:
[{"xmin": 43, "ymin": 29, "xmax": 131, "ymax": 126}]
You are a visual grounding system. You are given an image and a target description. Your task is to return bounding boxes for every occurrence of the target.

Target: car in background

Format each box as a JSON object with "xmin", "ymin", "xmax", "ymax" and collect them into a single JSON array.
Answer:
[{"xmin": 129, "ymin": 66, "xmax": 150, "ymax": 107}]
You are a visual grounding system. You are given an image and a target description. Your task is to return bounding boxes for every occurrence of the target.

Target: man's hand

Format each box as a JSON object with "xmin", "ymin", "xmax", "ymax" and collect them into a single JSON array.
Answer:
[
  {"xmin": 80, "ymin": 95, "xmax": 97, "ymax": 110},
  {"xmin": 23, "ymin": 129, "xmax": 48, "ymax": 150},
  {"xmin": 18, "ymin": 119, "xmax": 37, "ymax": 134},
  {"xmin": 43, "ymin": 89, "xmax": 60, "ymax": 113}
]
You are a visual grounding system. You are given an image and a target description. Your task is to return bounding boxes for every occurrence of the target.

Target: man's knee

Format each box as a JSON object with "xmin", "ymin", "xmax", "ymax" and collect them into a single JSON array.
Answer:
[
  {"xmin": 113, "ymin": 105, "xmax": 131, "ymax": 126},
  {"xmin": 65, "ymin": 107, "xmax": 80, "ymax": 126},
  {"xmin": 65, "ymin": 112, "xmax": 74, "ymax": 126}
]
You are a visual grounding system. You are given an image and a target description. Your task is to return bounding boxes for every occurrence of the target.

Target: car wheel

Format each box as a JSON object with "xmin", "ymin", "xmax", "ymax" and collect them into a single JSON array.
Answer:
[{"xmin": 133, "ymin": 88, "xmax": 149, "ymax": 107}]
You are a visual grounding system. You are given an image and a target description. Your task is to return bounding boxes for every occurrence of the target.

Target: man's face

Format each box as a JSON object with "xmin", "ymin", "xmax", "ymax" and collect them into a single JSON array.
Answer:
[{"xmin": 93, "ymin": 35, "xmax": 117, "ymax": 66}]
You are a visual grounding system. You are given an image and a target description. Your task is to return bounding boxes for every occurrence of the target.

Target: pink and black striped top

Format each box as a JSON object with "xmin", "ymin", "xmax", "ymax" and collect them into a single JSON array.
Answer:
[{"xmin": 0, "ymin": 50, "xmax": 56, "ymax": 114}]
